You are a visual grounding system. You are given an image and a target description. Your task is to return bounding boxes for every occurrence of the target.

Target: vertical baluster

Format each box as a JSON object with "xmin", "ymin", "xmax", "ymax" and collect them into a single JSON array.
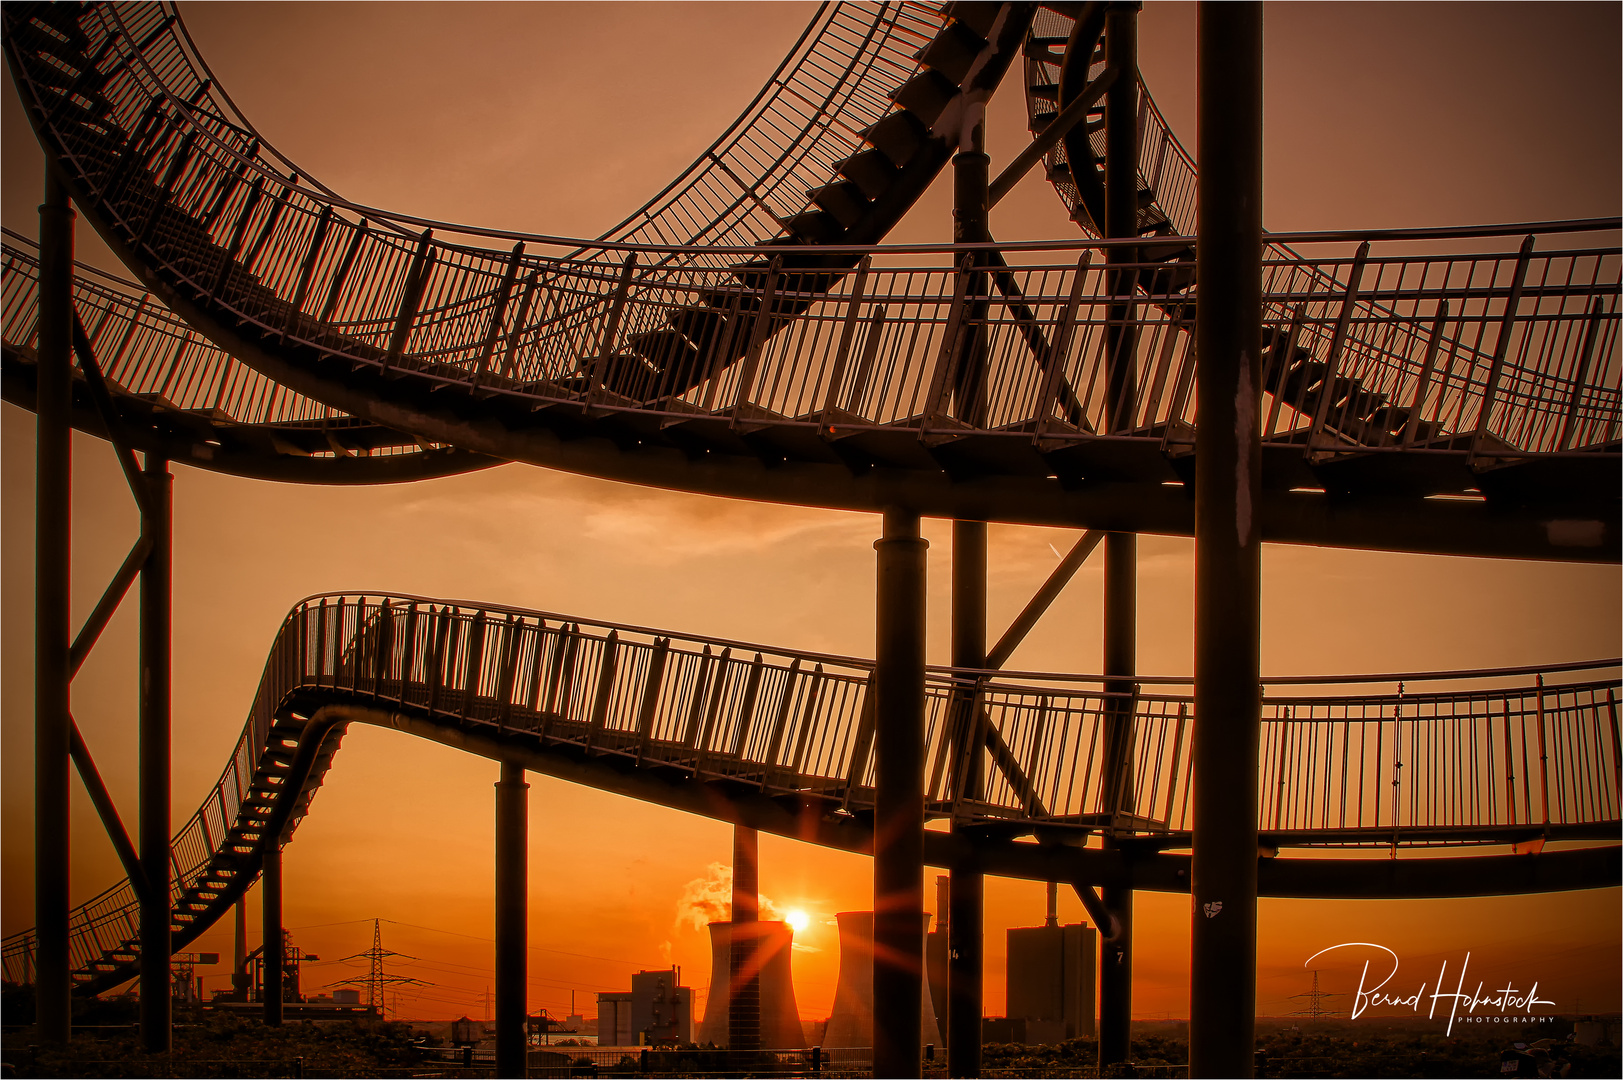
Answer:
[
  {"xmin": 314, "ymin": 598, "xmax": 328, "ymax": 686},
  {"xmin": 634, "ymin": 638, "xmax": 671, "ymax": 765},
  {"xmin": 843, "ymin": 304, "xmax": 888, "ymax": 416},
  {"xmin": 522, "ymin": 619, "xmax": 549, "ymax": 721},
  {"xmin": 1400, "ymin": 301, "xmax": 1450, "ymax": 449},
  {"xmin": 382, "ymin": 230, "xmax": 436, "ymax": 372},
  {"xmin": 1305, "ymin": 243, "xmax": 1370, "ymax": 452},
  {"xmin": 210, "ymin": 175, "xmax": 264, "ymax": 298},
  {"xmin": 695, "ymin": 649, "xmax": 734, "ymax": 777},
  {"xmin": 587, "ymin": 254, "xmax": 639, "ymax": 403},
  {"xmin": 318, "ymin": 219, "xmax": 369, "ymax": 324},
  {"xmin": 473, "ymin": 243, "xmax": 526, "ymax": 381},
  {"xmin": 1163, "ymin": 702, "xmax": 1187, "ymax": 829},
  {"xmin": 820, "ymin": 257, "xmax": 871, "ymax": 426},
  {"xmin": 495, "ymin": 614, "xmax": 521, "ymax": 733},
  {"xmin": 759, "ymin": 659, "xmax": 802, "ymax": 782},
  {"xmin": 1033, "ymin": 253, "xmax": 1092, "ymax": 438},
  {"xmin": 1559, "ymin": 297, "xmax": 1609, "ymax": 451},
  {"xmin": 199, "ymin": 137, "xmax": 258, "ymax": 232},
  {"xmin": 681, "ymin": 646, "xmax": 716, "ymax": 751},
  {"xmin": 922, "ymin": 256, "xmax": 974, "ymax": 427},
  {"xmin": 424, "ymin": 609, "xmax": 451, "ymax": 717},
  {"xmin": 841, "ymin": 681, "xmax": 877, "ymax": 810},
  {"xmin": 728, "ymin": 654, "xmax": 767, "ymax": 765},
  {"xmin": 700, "ymin": 291, "xmax": 746, "ymax": 414},
  {"xmin": 1469, "ymin": 236, "xmax": 1536, "ymax": 458},
  {"xmin": 1535, "ymin": 675, "xmax": 1550, "ymax": 825},
  {"xmin": 544, "ymin": 625, "xmax": 581, "ymax": 739},
  {"xmin": 499, "ymin": 270, "xmax": 542, "ymax": 380},
  {"xmin": 787, "ymin": 666, "xmax": 825, "ymax": 784},
  {"xmin": 241, "ymin": 174, "xmax": 299, "ymax": 273},
  {"xmin": 1606, "ymin": 688, "xmax": 1620, "ymax": 819},
  {"xmin": 1023, "ymin": 697, "xmax": 1050, "ymax": 818},
  {"xmin": 461, "ymin": 612, "xmax": 488, "ymax": 721},
  {"xmin": 288, "ymin": 205, "xmax": 333, "ymax": 314},
  {"xmin": 1390, "ymin": 708, "xmax": 1403, "ymax": 850},
  {"xmin": 584, "ymin": 630, "xmax": 619, "ymax": 751},
  {"xmin": 731, "ymin": 260, "xmax": 782, "ymax": 425}
]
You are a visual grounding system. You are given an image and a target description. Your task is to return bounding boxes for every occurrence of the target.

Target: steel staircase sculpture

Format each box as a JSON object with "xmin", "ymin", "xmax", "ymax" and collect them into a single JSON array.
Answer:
[
  {"xmin": 3, "ymin": 593, "xmax": 1617, "ymax": 994},
  {"xmin": 2, "ymin": 0, "xmax": 1619, "ymax": 1005},
  {"xmin": 1023, "ymin": 3, "xmax": 1621, "ymax": 478},
  {"xmin": 4, "ymin": 1, "xmax": 1617, "ymax": 559}
]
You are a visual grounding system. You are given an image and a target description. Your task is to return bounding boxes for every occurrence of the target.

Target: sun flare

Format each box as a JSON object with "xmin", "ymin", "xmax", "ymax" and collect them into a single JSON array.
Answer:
[{"xmin": 785, "ymin": 908, "xmax": 810, "ymax": 934}]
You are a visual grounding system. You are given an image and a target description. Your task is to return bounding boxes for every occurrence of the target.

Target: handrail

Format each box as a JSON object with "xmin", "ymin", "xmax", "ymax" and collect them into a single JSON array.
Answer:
[
  {"xmin": 283, "ymin": 590, "xmax": 1620, "ymax": 690},
  {"xmin": 4, "ymin": 591, "xmax": 1617, "ymax": 992},
  {"xmin": 1, "ymin": 235, "xmax": 499, "ymax": 483},
  {"xmin": 6, "ymin": 1, "xmax": 1618, "ymax": 485}
]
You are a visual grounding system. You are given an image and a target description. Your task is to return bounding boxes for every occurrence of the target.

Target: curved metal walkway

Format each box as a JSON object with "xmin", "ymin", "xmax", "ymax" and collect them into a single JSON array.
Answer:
[
  {"xmin": 2, "ymin": 593, "xmax": 1617, "ymax": 996},
  {"xmin": 5, "ymin": 1, "xmax": 1617, "ymax": 559},
  {"xmin": 2, "ymin": 232, "xmax": 495, "ymax": 482}
]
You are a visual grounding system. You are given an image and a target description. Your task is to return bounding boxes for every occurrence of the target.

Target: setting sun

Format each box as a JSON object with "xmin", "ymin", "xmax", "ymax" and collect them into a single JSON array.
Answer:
[{"xmin": 785, "ymin": 909, "xmax": 810, "ymax": 935}]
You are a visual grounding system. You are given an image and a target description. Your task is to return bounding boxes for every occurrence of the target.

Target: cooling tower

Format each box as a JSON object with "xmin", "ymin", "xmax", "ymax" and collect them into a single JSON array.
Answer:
[
  {"xmin": 698, "ymin": 921, "xmax": 806, "ymax": 1048},
  {"xmin": 824, "ymin": 911, "xmax": 942, "ymax": 1050}
]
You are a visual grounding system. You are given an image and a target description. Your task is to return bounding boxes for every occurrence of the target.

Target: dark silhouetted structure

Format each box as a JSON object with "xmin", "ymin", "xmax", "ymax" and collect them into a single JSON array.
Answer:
[
  {"xmin": 597, "ymin": 969, "xmax": 693, "ymax": 1047},
  {"xmin": 3, "ymin": 3, "xmax": 1617, "ymax": 1077}
]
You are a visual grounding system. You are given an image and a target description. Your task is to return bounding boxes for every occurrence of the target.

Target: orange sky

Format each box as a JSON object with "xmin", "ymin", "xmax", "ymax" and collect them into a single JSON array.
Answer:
[{"xmin": 3, "ymin": 2, "xmax": 1619, "ymax": 1027}]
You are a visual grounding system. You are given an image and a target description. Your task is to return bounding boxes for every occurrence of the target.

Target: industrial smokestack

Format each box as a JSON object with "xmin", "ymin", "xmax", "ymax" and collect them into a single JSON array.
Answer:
[
  {"xmin": 1045, "ymin": 880, "xmax": 1058, "ymax": 928},
  {"xmin": 825, "ymin": 911, "xmax": 942, "ymax": 1051},
  {"xmin": 730, "ymin": 827, "xmax": 761, "ymax": 1051},
  {"xmin": 927, "ymin": 880, "xmax": 950, "ymax": 1045},
  {"xmin": 699, "ymin": 921, "xmax": 805, "ymax": 1048}
]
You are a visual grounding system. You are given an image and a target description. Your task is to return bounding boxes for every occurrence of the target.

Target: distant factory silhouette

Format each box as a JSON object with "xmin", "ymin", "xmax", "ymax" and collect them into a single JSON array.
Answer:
[{"xmin": 590, "ymin": 866, "xmax": 1100, "ymax": 1053}]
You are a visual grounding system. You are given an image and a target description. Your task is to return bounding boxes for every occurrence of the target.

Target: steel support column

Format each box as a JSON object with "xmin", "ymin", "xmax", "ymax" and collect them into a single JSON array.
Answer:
[
  {"xmin": 947, "ymin": 834, "xmax": 983, "ymax": 1077},
  {"xmin": 262, "ymin": 845, "xmax": 283, "ymax": 1026},
  {"xmin": 1191, "ymin": 5, "xmax": 1264, "ymax": 1076},
  {"xmin": 947, "ymin": 99, "xmax": 991, "ymax": 1080},
  {"xmin": 139, "ymin": 454, "xmax": 173, "ymax": 1052},
  {"xmin": 947, "ymin": 517, "xmax": 986, "ymax": 1076},
  {"xmin": 728, "ymin": 825, "xmax": 761, "ymax": 1053},
  {"xmin": 495, "ymin": 761, "xmax": 529, "ymax": 1078},
  {"xmin": 873, "ymin": 507, "xmax": 927, "ymax": 1080},
  {"xmin": 35, "ymin": 166, "xmax": 74, "ymax": 1044},
  {"xmin": 233, "ymin": 898, "xmax": 250, "ymax": 1000},
  {"xmin": 1100, "ymin": 4, "xmax": 1141, "ymax": 1070}
]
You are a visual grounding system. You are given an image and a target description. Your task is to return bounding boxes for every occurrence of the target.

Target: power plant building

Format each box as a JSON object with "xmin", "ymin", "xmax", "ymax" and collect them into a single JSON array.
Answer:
[
  {"xmin": 1006, "ymin": 918, "xmax": 1096, "ymax": 1043},
  {"xmin": 824, "ymin": 911, "xmax": 942, "ymax": 1051},
  {"xmin": 697, "ymin": 921, "xmax": 805, "ymax": 1048},
  {"xmin": 596, "ymin": 969, "xmax": 693, "ymax": 1046}
]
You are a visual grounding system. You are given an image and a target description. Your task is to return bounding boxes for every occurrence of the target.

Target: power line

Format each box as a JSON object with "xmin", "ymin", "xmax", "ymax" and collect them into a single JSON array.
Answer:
[{"xmin": 379, "ymin": 919, "xmax": 647, "ymax": 967}]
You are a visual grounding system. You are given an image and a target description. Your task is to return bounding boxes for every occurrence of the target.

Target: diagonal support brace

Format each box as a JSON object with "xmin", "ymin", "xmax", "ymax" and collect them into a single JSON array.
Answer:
[
  {"xmin": 1070, "ymin": 879, "xmax": 1123, "ymax": 941},
  {"xmin": 69, "ymin": 714, "xmax": 150, "ymax": 905},
  {"xmin": 987, "ymin": 530, "xmax": 1104, "ymax": 668},
  {"xmin": 989, "ymin": 66, "xmax": 1119, "ymax": 208},
  {"xmin": 70, "ymin": 532, "xmax": 152, "ymax": 677},
  {"xmin": 71, "ymin": 307, "xmax": 150, "ymax": 517}
]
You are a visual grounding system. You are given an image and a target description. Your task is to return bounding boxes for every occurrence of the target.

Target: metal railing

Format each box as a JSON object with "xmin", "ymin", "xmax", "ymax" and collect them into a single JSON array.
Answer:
[
  {"xmin": 3, "ymin": 231, "xmax": 357, "ymax": 432},
  {"xmin": 3, "ymin": 592, "xmax": 1616, "ymax": 990},
  {"xmin": 1025, "ymin": 6, "xmax": 1198, "ymax": 239},
  {"xmin": 7, "ymin": 2, "xmax": 1616, "ymax": 472},
  {"xmin": 1021, "ymin": 6, "xmax": 1621, "ymax": 455},
  {"xmin": 596, "ymin": 3, "xmax": 944, "ymax": 257}
]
